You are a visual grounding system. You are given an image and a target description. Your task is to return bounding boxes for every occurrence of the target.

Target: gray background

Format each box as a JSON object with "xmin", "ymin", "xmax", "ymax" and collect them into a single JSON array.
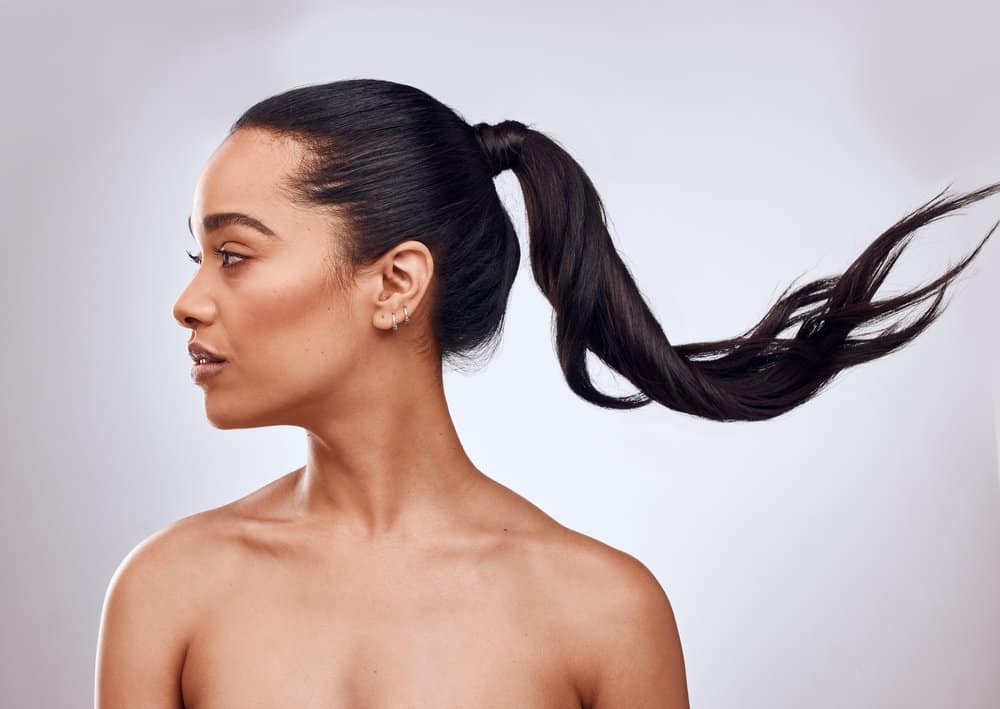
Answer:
[{"xmin": 2, "ymin": 1, "xmax": 999, "ymax": 707}]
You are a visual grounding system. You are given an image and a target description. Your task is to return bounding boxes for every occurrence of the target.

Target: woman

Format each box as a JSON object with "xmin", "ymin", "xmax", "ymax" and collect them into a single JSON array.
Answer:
[{"xmin": 95, "ymin": 78, "xmax": 998, "ymax": 708}]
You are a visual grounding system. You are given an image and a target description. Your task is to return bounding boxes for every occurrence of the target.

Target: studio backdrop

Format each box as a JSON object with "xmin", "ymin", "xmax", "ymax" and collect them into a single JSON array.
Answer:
[{"xmin": 1, "ymin": 1, "xmax": 998, "ymax": 708}]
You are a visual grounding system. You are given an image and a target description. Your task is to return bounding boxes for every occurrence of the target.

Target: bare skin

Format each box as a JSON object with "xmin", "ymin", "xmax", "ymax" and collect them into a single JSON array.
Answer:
[
  {"xmin": 95, "ymin": 127, "xmax": 688, "ymax": 708},
  {"xmin": 175, "ymin": 468, "xmax": 616, "ymax": 708}
]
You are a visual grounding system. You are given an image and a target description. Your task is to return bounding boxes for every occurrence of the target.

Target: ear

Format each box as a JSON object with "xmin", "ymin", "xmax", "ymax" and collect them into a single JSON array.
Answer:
[{"xmin": 370, "ymin": 239, "xmax": 434, "ymax": 332}]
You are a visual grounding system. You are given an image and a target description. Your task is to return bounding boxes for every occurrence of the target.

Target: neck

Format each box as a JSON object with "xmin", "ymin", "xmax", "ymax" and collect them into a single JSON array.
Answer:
[{"xmin": 291, "ymin": 363, "xmax": 486, "ymax": 543}]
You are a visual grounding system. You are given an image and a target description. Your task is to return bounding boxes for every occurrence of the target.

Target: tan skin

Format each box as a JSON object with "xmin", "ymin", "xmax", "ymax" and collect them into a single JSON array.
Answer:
[{"xmin": 94, "ymin": 128, "xmax": 689, "ymax": 708}]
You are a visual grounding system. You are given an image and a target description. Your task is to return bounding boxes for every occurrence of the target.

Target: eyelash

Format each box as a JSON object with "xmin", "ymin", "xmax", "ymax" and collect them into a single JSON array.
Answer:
[{"xmin": 186, "ymin": 247, "xmax": 247, "ymax": 269}]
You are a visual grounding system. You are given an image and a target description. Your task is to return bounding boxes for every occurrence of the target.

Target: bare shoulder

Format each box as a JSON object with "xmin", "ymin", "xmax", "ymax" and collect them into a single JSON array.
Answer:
[
  {"xmin": 473, "ymin": 476, "xmax": 675, "ymax": 606},
  {"xmin": 95, "ymin": 509, "xmax": 240, "ymax": 708},
  {"xmin": 534, "ymin": 522, "xmax": 676, "ymax": 628},
  {"xmin": 531, "ymin": 524, "xmax": 690, "ymax": 709},
  {"xmin": 100, "ymin": 507, "xmax": 243, "ymax": 632},
  {"xmin": 458, "ymin": 477, "xmax": 687, "ymax": 705}
]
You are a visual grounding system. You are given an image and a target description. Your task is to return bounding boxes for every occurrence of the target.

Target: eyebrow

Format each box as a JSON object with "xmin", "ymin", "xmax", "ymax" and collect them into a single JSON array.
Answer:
[{"xmin": 187, "ymin": 212, "xmax": 282, "ymax": 241}]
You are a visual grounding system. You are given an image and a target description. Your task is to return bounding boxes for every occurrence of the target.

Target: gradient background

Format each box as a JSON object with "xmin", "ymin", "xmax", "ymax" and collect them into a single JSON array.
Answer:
[{"xmin": 2, "ymin": 1, "xmax": 999, "ymax": 707}]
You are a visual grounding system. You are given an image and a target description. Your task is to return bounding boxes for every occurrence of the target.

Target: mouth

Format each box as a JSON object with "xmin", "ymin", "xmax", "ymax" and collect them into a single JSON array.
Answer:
[
  {"xmin": 192, "ymin": 355, "xmax": 227, "ymax": 364},
  {"xmin": 191, "ymin": 359, "xmax": 228, "ymax": 384},
  {"xmin": 188, "ymin": 341, "xmax": 227, "ymax": 364}
]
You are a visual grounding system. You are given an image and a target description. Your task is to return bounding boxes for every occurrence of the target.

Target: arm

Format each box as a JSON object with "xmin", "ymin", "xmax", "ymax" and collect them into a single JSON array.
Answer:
[
  {"xmin": 94, "ymin": 522, "xmax": 197, "ymax": 709},
  {"xmin": 589, "ymin": 554, "xmax": 690, "ymax": 709}
]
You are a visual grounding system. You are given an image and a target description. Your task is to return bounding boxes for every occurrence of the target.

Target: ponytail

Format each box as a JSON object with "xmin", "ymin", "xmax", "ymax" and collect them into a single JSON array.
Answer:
[{"xmin": 482, "ymin": 121, "xmax": 999, "ymax": 421}]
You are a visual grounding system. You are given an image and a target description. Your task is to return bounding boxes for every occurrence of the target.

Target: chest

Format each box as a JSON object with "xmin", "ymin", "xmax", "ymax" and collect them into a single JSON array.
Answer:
[{"xmin": 178, "ymin": 552, "xmax": 585, "ymax": 709}]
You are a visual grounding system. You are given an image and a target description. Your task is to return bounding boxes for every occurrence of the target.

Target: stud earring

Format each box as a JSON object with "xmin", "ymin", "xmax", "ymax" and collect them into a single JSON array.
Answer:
[
  {"xmin": 392, "ymin": 311, "xmax": 398, "ymax": 332},
  {"xmin": 403, "ymin": 305, "xmax": 410, "ymax": 325}
]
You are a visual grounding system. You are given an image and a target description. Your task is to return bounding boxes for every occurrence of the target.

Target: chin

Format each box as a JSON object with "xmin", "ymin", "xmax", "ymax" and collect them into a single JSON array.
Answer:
[{"xmin": 202, "ymin": 401, "xmax": 278, "ymax": 430}]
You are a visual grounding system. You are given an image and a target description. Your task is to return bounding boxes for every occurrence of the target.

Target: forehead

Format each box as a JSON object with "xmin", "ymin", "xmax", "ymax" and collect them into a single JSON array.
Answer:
[{"xmin": 192, "ymin": 128, "xmax": 308, "ymax": 220}]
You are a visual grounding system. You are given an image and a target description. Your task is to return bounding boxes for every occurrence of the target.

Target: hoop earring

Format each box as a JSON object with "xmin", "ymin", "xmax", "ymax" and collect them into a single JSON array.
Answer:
[{"xmin": 388, "ymin": 306, "xmax": 410, "ymax": 333}]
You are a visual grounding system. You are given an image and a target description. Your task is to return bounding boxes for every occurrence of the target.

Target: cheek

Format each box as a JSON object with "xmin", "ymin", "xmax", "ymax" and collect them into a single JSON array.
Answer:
[{"xmin": 240, "ymin": 278, "xmax": 360, "ymax": 378}]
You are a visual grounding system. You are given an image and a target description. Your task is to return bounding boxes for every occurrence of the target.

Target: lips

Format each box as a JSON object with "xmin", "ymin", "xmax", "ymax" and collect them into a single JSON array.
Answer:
[{"xmin": 188, "ymin": 342, "xmax": 227, "ymax": 363}]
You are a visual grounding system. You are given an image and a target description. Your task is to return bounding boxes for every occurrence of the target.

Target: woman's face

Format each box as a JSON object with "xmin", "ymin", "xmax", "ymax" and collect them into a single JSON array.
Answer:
[{"xmin": 173, "ymin": 128, "xmax": 371, "ymax": 429}]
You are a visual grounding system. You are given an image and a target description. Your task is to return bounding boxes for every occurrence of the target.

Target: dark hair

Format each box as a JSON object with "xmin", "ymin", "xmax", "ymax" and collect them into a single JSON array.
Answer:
[{"xmin": 230, "ymin": 78, "xmax": 999, "ymax": 422}]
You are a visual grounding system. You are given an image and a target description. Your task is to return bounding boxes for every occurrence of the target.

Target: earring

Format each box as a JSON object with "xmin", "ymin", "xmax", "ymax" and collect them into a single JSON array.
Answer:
[{"xmin": 387, "ymin": 306, "xmax": 410, "ymax": 333}]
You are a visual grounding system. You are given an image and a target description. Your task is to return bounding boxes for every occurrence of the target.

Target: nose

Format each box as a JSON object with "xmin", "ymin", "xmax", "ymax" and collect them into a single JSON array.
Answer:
[{"xmin": 172, "ymin": 279, "xmax": 215, "ymax": 331}]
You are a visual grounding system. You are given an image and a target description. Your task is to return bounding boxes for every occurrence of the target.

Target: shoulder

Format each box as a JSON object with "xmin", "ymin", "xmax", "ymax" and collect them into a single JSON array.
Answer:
[
  {"xmin": 111, "ymin": 498, "xmax": 250, "ymax": 576},
  {"xmin": 525, "ymin": 519, "xmax": 673, "ymax": 609},
  {"xmin": 475, "ymin": 479, "xmax": 673, "ymax": 615},
  {"xmin": 100, "ymin": 508, "xmax": 239, "ymax": 631},
  {"xmin": 96, "ymin": 509, "xmax": 239, "ymax": 707},
  {"xmin": 536, "ymin": 526, "xmax": 689, "ymax": 708},
  {"xmin": 98, "ymin": 474, "xmax": 309, "ymax": 648},
  {"xmin": 100, "ymin": 501, "xmax": 254, "ymax": 645}
]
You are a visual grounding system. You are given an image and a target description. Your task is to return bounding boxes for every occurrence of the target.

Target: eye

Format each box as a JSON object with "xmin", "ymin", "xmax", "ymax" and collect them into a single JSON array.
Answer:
[{"xmin": 186, "ymin": 247, "xmax": 247, "ymax": 269}]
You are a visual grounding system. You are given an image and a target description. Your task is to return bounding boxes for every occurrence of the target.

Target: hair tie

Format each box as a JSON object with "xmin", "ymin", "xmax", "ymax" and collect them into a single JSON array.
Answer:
[{"xmin": 473, "ymin": 120, "xmax": 528, "ymax": 177}]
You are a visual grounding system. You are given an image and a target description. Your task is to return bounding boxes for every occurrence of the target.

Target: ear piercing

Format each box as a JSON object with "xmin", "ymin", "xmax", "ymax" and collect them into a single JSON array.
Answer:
[{"xmin": 391, "ymin": 305, "xmax": 410, "ymax": 332}]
